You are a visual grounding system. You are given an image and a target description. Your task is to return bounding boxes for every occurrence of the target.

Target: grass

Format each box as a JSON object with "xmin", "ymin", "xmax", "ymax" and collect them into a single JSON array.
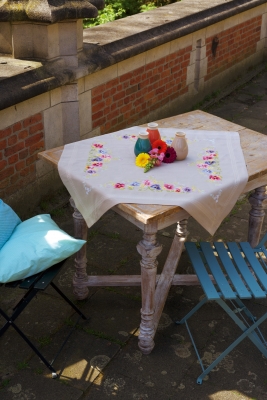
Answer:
[
  {"xmin": 50, "ymin": 208, "xmax": 66, "ymax": 217},
  {"xmin": 38, "ymin": 335, "xmax": 52, "ymax": 346},
  {"xmin": 119, "ymin": 257, "xmax": 128, "ymax": 266},
  {"xmin": 107, "ymin": 256, "xmax": 131, "ymax": 275},
  {"xmin": 38, "ymin": 188, "xmax": 70, "ymax": 216},
  {"xmin": 64, "ymin": 318, "xmax": 126, "ymax": 346},
  {"xmin": 39, "ymin": 200, "xmax": 49, "ymax": 211},
  {"xmin": 82, "ymin": 327, "xmax": 126, "ymax": 346},
  {"xmin": 192, "ymin": 90, "xmax": 221, "ymax": 110},
  {"xmin": 0, "ymin": 379, "xmax": 10, "ymax": 390},
  {"xmin": 17, "ymin": 361, "xmax": 29, "ymax": 370},
  {"xmin": 35, "ymin": 367, "xmax": 44, "ymax": 375},
  {"xmin": 88, "ymin": 230, "xmax": 99, "ymax": 240},
  {"xmin": 253, "ymin": 94, "xmax": 264, "ymax": 101},
  {"xmin": 222, "ymin": 194, "xmax": 249, "ymax": 224},
  {"xmin": 104, "ymin": 232, "xmax": 120, "ymax": 239}
]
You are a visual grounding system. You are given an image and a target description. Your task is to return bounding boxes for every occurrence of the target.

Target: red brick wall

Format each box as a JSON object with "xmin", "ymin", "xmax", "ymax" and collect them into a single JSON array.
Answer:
[
  {"xmin": 92, "ymin": 46, "xmax": 192, "ymax": 134},
  {"xmin": 205, "ymin": 15, "xmax": 262, "ymax": 81},
  {"xmin": 0, "ymin": 113, "xmax": 44, "ymax": 198}
]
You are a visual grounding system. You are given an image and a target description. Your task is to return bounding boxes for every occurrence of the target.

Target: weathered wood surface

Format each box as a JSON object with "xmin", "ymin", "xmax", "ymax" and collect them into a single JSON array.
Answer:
[
  {"xmin": 75, "ymin": 274, "xmax": 208, "ymax": 286},
  {"xmin": 248, "ymin": 186, "xmax": 267, "ymax": 248},
  {"xmin": 152, "ymin": 219, "xmax": 189, "ymax": 336},
  {"xmin": 137, "ymin": 221, "xmax": 162, "ymax": 354},
  {"xmin": 70, "ymin": 198, "xmax": 89, "ymax": 300}
]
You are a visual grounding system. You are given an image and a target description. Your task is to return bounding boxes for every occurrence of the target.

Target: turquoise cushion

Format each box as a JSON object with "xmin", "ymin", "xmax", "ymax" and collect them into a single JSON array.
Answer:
[
  {"xmin": 0, "ymin": 214, "xmax": 86, "ymax": 283},
  {"xmin": 0, "ymin": 199, "xmax": 21, "ymax": 250}
]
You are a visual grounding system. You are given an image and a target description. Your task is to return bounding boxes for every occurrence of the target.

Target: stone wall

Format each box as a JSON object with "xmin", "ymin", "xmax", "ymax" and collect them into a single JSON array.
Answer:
[{"xmin": 0, "ymin": 0, "xmax": 266, "ymax": 217}]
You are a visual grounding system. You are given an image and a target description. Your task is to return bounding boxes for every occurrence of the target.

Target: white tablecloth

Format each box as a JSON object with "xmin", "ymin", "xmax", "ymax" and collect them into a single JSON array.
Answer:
[{"xmin": 58, "ymin": 127, "xmax": 248, "ymax": 235}]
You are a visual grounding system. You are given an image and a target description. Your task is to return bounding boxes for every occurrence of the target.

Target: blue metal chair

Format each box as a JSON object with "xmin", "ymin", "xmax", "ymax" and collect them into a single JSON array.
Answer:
[{"xmin": 175, "ymin": 233, "xmax": 267, "ymax": 384}]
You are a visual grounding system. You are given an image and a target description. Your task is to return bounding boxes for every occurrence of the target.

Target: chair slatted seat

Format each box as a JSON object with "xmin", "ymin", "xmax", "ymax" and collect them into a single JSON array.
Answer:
[{"xmin": 176, "ymin": 233, "xmax": 267, "ymax": 384}]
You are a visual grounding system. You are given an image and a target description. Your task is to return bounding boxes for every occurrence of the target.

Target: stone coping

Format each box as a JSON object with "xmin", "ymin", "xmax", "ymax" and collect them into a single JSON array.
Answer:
[
  {"xmin": 0, "ymin": 0, "xmax": 266, "ymax": 110},
  {"xmin": 0, "ymin": 56, "xmax": 41, "ymax": 81},
  {"xmin": 83, "ymin": 0, "xmax": 265, "ymax": 60},
  {"xmin": 0, "ymin": 0, "xmax": 105, "ymax": 23}
]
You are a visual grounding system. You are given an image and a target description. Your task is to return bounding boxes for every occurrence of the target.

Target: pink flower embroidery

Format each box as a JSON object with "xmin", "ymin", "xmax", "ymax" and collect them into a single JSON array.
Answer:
[
  {"xmin": 209, "ymin": 175, "xmax": 221, "ymax": 180},
  {"xmin": 92, "ymin": 162, "xmax": 103, "ymax": 167},
  {"xmin": 197, "ymin": 164, "xmax": 209, "ymax": 168},
  {"xmin": 93, "ymin": 143, "xmax": 103, "ymax": 148},
  {"xmin": 203, "ymin": 156, "xmax": 213, "ymax": 160},
  {"xmin": 144, "ymin": 180, "xmax": 151, "ymax": 186},
  {"xmin": 114, "ymin": 183, "xmax": 125, "ymax": 188},
  {"xmin": 175, "ymin": 188, "xmax": 181, "ymax": 192},
  {"xmin": 164, "ymin": 184, "xmax": 174, "ymax": 190}
]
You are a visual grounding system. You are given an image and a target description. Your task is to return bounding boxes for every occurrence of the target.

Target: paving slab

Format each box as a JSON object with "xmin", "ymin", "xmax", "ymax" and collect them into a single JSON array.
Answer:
[{"xmin": 0, "ymin": 370, "xmax": 83, "ymax": 400}]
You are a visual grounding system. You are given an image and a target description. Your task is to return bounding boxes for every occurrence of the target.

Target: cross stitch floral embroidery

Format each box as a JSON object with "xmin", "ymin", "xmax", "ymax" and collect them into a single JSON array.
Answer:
[
  {"xmin": 108, "ymin": 179, "xmax": 197, "ymax": 194},
  {"xmin": 197, "ymin": 149, "xmax": 222, "ymax": 181},
  {"xmin": 84, "ymin": 142, "xmax": 111, "ymax": 176},
  {"xmin": 160, "ymin": 136, "xmax": 174, "ymax": 146},
  {"xmin": 114, "ymin": 183, "xmax": 125, "ymax": 189},
  {"xmin": 121, "ymin": 134, "xmax": 138, "ymax": 140}
]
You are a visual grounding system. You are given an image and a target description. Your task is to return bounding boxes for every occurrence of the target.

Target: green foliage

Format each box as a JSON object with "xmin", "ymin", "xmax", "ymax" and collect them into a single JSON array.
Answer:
[
  {"xmin": 17, "ymin": 361, "xmax": 29, "ymax": 370},
  {"xmin": 84, "ymin": 0, "xmax": 180, "ymax": 28},
  {"xmin": 0, "ymin": 379, "xmax": 10, "ymax": 390},
  {"xmin": 140, "ymin": 2, "xmax": 157, "ymax": 12},
  {"xmin": 38, "ymin": 335, "xmax": 52, "ymax": 346},
  {"xmin": 64, "ymin": 318, "xmax": 125, "ymax": 346},
  {"xmin": 34, "ymin": 367, "xmax": 44, "ymax": 375}
]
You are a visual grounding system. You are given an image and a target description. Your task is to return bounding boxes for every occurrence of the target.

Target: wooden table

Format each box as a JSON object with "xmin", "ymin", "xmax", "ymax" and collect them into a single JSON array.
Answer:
[{"xmin": 39, "ymin": 110, "xmax": 267, "ymax": 355}]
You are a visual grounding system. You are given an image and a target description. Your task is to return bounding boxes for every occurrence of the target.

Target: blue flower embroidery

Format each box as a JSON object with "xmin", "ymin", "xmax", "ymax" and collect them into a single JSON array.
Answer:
[
  {"xmin": 205, "ymin": 161, "xmax": 215, "ymax": 165},
  {"xmin": 183, "ymin": 187, "xmax": 191, "ymax": 192},
  {"xmin": 151, "ymin": 184, "xmax": 161, "ymax": 190},
  {"xmin": 92, "ymin": 157, "xmax": 103, "ymax": 161},
  {"xmin": 130, "ymin": 181, "xmax": 140, "ymax": 187}
]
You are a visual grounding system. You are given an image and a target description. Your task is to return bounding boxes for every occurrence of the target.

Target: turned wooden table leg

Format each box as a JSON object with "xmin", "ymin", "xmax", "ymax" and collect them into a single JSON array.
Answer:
[
  {"xmin": 70, "ymin": 198, "xmax": 89, "ymax": 300},
  {"xmin": 248, "ymin": 186, "xmax": 267, "ymax": 248},
  {"xmin": 137, "ymin": 223, "xmax": 162, "ymax": 355},
  {"xmin": 153, "ymin": 218, "xmax": 189, "ymax": 330}
]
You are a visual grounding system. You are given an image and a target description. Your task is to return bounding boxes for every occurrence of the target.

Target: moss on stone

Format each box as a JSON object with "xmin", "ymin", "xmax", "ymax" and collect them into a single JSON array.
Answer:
[{"xmin": 0, "ymin": 0, "xmax": 104, "ymax": 23}]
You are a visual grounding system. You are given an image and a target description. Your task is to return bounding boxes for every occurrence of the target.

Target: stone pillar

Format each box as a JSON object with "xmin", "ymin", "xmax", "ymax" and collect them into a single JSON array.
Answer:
[
  {"xmin": 10, "ymin": 20, "xmax": 84, "ymax": 66},
  {"xmin": 0, "ymin": 0, "xmax": 104, "ymax": 64}
]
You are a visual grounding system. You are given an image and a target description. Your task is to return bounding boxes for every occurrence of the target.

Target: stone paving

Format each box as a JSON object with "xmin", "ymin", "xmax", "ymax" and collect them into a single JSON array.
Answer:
[{"xmin": 1, "ymin": 65, "xmax": 267, "ymax": 400}]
